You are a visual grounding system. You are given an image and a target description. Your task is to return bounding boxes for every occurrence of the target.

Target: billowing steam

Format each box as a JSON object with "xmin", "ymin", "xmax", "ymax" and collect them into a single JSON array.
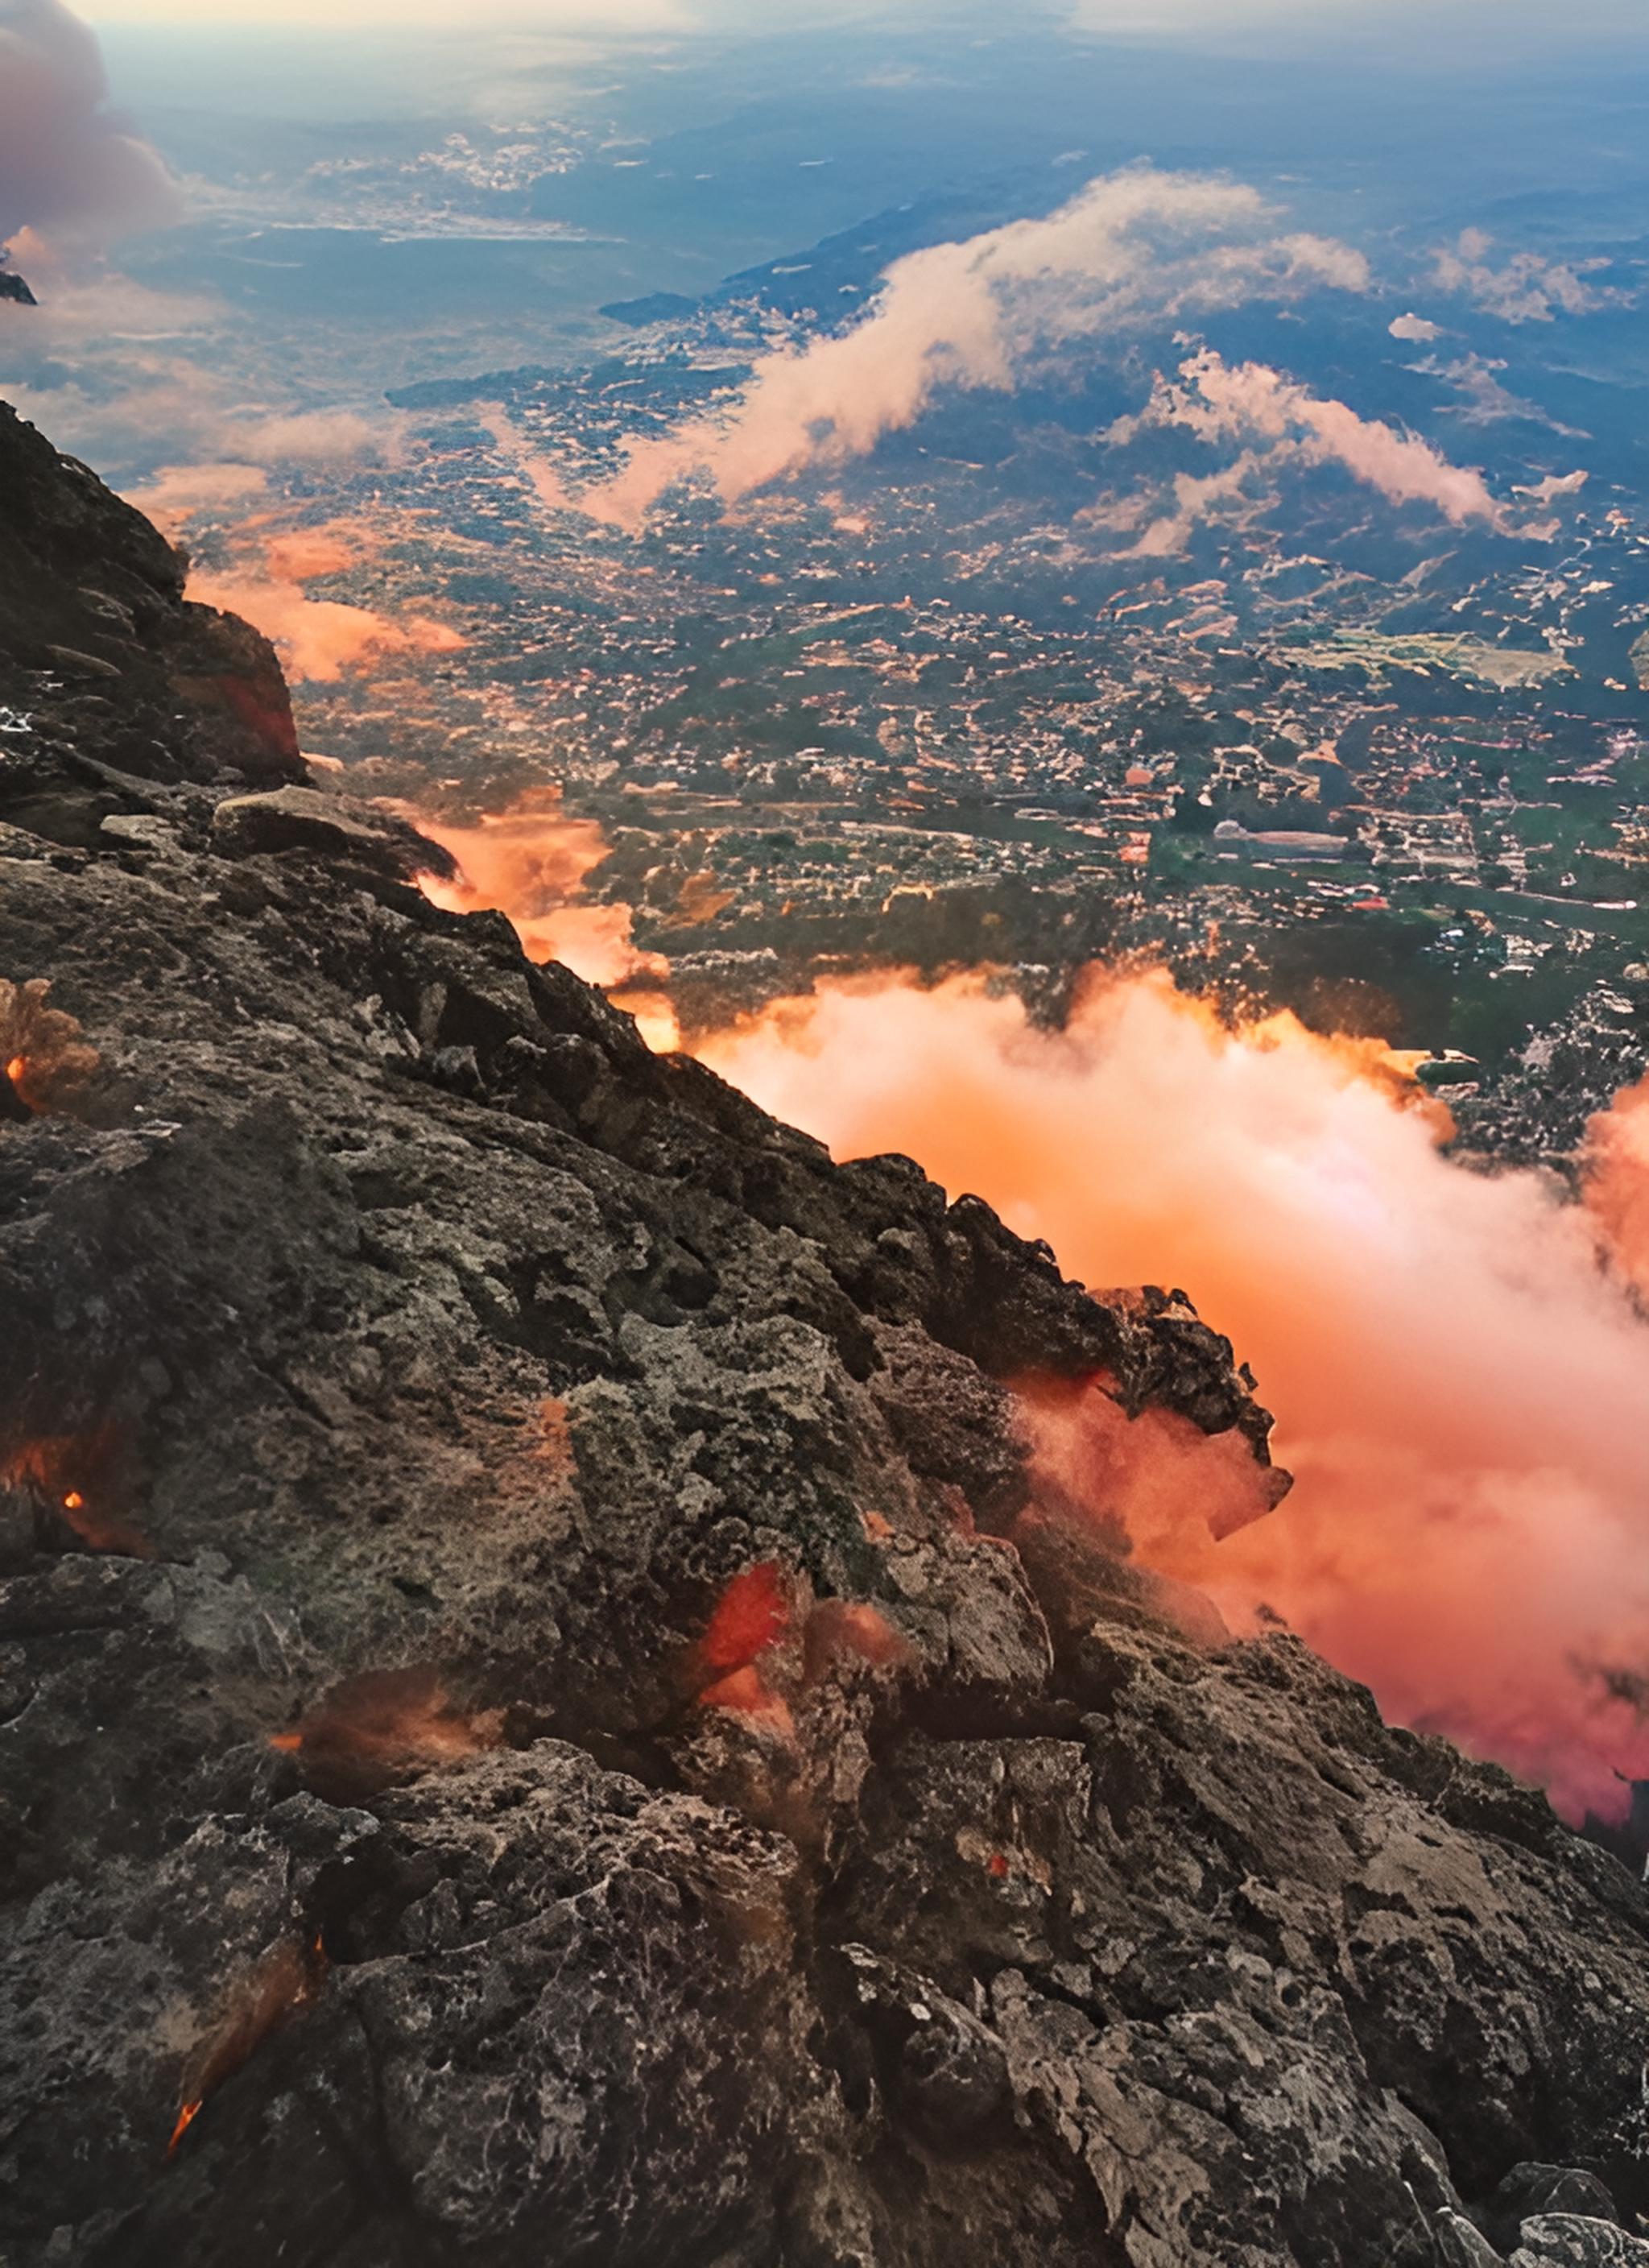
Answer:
[
  {"xmin": 581, "ymin": 166, "xmax": 1370, "ymax": 525},
  {"xmin": 1586, "ymin": 1071, "xmax": 1649, "ymax": 1301},
  {"xmin": 696, "ymin": 969, "xmax": 1649, "ymax": 1820},
  {"xmin": 0, "ymin": 0, "xmax": 176, "ymax": 254}
]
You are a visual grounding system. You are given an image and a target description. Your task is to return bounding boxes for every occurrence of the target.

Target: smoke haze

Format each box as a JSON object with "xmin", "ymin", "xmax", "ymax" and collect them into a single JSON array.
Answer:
[{"xmin": 0, "ymin": 0, "xmax": 176, "ymax": 251}]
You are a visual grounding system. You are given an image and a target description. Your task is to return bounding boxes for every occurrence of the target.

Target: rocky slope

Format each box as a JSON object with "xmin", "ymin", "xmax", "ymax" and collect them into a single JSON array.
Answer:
[{"xmin": 3, "ymin": 405, "xmax": 1649, "ymax": 2268}]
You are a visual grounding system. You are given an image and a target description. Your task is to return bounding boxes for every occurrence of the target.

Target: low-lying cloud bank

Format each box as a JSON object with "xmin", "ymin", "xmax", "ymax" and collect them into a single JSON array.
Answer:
[
  {"xmin": 696, "ymin": 968, "xmax": 1649, "ymax": 1821},
  {"xmin": 405, "ymin": 791, "xmax": 666, "ymax": 991},
  {"xmin": 174, "ymin": 518, "xmax": 465, "ymax": 687}
]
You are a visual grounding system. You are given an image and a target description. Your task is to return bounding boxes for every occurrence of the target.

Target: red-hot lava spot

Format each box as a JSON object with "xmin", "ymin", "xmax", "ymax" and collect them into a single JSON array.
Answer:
[
  {"xmin": 699, "ymin": 1664, "xmax": 796, "ymax": 1741},
  {"xmin": 267, "ymin": 1667, "xmax": 500, "ymax": 1797},
  {"xmin": 986, "ymin": 1852, "xmax": 1011, "ymax": 1881},
  {"xmin": 166, "ymin": 1935, "xmax": 329, "ymax": 2158},
  {"xmin": 700, "ymin": 1562, "xmax": 791, "ymax": 1675},
  {"xmin": 860, "ymin": 1510, "xmax": 895, "ymax": 1545},
  {"xmin": 165, "ymin": 2100, "xmax": 201, "ymax": 2157}
]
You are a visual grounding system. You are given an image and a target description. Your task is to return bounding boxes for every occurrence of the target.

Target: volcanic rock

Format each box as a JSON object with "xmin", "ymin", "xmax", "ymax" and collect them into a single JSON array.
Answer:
[
  {"xmin": 1484, "ymin": 2167, "xmax": 1624, "ymax": 2251},
  {"xmin": 0, "ymin": 401, "xmax": 301, "ymax": 802},
  {"xmin": 6, "ymin": 407, "xmax": 1649, "ymax": 2267},
  {"xmin": 1511, "ymin": 2221, "xmax": 1649, "ymax": 2266},
  {"xmin": 209, "ymin": 784, "xmax": 457, "ymax": 883}
]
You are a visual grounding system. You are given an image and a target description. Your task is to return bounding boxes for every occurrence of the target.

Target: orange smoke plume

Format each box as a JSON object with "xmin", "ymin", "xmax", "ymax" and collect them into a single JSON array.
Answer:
[
  {"xmin": 407, "ymin": 790, "xmax": 666, "ymax": 991},
  {"xmin": 268, "ymin": 1666, "xmax": 499, "ymax": 1799},
  {"xmin": 696, "ymin": 966, "xmax": 1649, "ymax": 1821}
]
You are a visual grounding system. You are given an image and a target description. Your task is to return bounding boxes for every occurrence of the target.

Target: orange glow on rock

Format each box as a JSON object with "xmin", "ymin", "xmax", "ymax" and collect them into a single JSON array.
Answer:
[
  {"xmin": 699, "ymin": 1664, "xmax": 796, "ymax": 1740},
  {"xmin": 701, "ymin": 1562, "xmax": 791, "ymax": 1675},
  {"xmin": 165, "ymin": 1935, "xmax": 329, "ymax": 2158},
  {"xmin": 804, "ymin": 1599, "xmax": 910, "ymax": 1681},
  {"xmin": 267, "ymin": 1668, "xmax": 500, "ymax": 1795}
]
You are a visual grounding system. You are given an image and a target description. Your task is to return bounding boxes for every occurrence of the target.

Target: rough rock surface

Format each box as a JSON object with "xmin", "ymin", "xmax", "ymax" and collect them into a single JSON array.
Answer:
[{"xmin": 4, "ymin": 408, "xmax": 1649, "ymax": 2267}]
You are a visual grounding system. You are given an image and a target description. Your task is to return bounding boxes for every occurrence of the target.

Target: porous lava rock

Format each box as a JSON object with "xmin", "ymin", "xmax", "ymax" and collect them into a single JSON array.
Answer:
[{"xmin": 4, "ymin": 408, "xmax": 1649, "ymax": 2268}]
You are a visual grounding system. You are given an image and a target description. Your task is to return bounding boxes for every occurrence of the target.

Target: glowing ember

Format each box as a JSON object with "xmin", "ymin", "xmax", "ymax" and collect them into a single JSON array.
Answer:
[
  {"xmin": 1, "ymin": 1432, "xmax": 151, "ymax": 1556},
  {"xmin": 166, "ymin": 2100, "xmax": 201, "ymax": 2157}
]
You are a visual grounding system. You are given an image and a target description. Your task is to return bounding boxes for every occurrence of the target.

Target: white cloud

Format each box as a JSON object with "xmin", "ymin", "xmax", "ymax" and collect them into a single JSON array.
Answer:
[
  {"xmin": 1388, "ymin": 312, "xmax": 1444, "ymax": 343},
  {"xmin": 1118, "ymin": 346, "xmax": 1511, "ymax": 529},
  {"xmin": 1432, "ymin": 229, "xmax": 1630, "ymax": 325},
  {"xmin": 576, "ymin": 166, "xmax": 1369, "ymax": 524}
]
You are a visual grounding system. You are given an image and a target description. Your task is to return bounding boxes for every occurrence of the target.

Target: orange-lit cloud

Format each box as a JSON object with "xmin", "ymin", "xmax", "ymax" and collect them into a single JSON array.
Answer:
[
  {"xmin": 407, "ymin": 791, "xmax": 667, "ymax": 990},
  {"xmin": 177, "ymin": 519, "xmax": 462, "ymax": 685},
  {"xmin": 122, "ymin": 461, "xmax": 271, "ymax": 532},
  {"xmin": 188, "ymin": 560, "xmax": 465, "ymax": 685},
  {"xmin": 1586, "ymin": 1072, "xmax": 1649, "ymax": 1302},
  {"xmin": 696, "ymin": 968, "xmax": 1649, "ymax": 1820}
]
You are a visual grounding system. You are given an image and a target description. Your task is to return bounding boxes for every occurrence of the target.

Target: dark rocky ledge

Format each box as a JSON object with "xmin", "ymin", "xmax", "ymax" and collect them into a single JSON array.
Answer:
[{"xmin": 3, "ymin": 404, "xmax": 1649, "ymax": 2268}]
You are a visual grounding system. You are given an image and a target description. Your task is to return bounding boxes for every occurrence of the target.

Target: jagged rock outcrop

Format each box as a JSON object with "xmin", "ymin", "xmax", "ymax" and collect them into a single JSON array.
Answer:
[
  {"xmin": 0, "ymin": 400, "xmax": 301, "ymax": 809},
  {"xmin": 4, "ymin": 407, "xmax": 1649, "ymax": 2268}
]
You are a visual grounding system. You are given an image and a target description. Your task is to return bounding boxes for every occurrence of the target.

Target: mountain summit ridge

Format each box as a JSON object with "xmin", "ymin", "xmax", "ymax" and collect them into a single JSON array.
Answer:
[{"xmin": 1, "ymin": 403, "xmax": 1647, "ymax": 2268}]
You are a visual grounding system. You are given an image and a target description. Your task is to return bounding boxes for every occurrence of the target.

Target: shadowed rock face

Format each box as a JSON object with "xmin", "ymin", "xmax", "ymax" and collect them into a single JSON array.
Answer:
[
  {"xmin": 0, "ymin": 402, "xmax": 301, "ymax": 809},
  {"xmin": 2, "ymin": 412, "xmax": 1649, "ymax": 2268}
]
